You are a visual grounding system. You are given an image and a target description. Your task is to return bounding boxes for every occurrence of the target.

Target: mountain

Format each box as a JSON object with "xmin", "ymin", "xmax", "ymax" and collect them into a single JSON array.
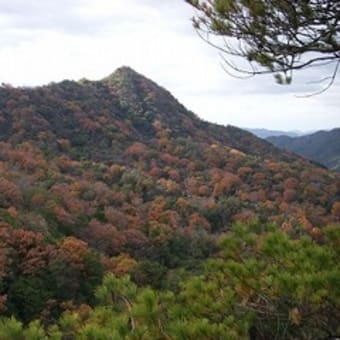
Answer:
[
  {"xmin": 267, "ymin": 128, "xmax": 340, "ymax": 172},
  {"xmin": 0, "ymin": 67, "xmax": 290, "ymax": 163},
  {"xmin": 0, "ymin": 66, "xmax": 338, "ymax": 237},
  {"xmin": 0, "ymin": 67, "xmax": 339, "ymax": 334},
  {"xmin": 245, "ymin": 128, "xmax": 303, "ymax": 138}
]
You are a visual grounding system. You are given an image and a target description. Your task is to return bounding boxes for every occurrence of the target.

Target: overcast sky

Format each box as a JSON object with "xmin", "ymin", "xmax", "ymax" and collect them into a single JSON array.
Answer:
[{"xmin": 1, "ymin": 0, "xmax": 339, "ymax": 131}]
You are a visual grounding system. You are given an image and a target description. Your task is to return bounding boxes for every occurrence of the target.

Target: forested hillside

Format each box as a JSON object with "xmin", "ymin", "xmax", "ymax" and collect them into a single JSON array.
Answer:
[
  {"xmin": 0, "ymin": 67, "xmax": 339, "ymax": 339},
  {"xmin": 267, "ymin": 128, "xmax": 340, "ymax": 172}
]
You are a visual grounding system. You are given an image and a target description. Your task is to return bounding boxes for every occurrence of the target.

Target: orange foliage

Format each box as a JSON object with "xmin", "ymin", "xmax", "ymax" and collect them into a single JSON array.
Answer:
[
  {"xmin": 284, "ymin": 177, "xmax": 299, "ymax": 190},
  {"xmin": 8, "ymin": 229, "xmax": 50, "ymax": 275},
  {"xmin": 237, "ymin": 166, "xmax": 252, "ymax": 179},
  {"xmin": 229, "ymin": 148, "xmax": 246, "ymax": 157},
  {"xmin": 109, "ymin": 253, "xmax": 137, "ymax": 277},
  {"xmin": 297, "ymin": 214, "xmax": 313, "ymax": 230},
  {"xmin": 157, "ymin": 178, "xmax": 179, "ymax": 194},
  {"xmin": 126, "ymin": 142, "xmax": 147, "ymax": 158},
  {"xmin": 160, "ymin": 153, "xmax": 179, "ymax": 165},
  {"xmin": 197, "ymin": 185, "xmax": 210, "ymax": 196},
  {"xmin": 188, "ymin": 213, "xmax": 211, "ymax": 232},
  {"xmin": 167, "ymin": 169, "xmax": 181, "ymax": 182},
  {"xmin": 0, "ymin": 177, "xmax": 23, "ymax": 207},
  {"xmin": 7, "ymin": 206, "xmax": 18, "ymax": 218},
  {"xmin": 310, "ymin": 227, "xmax": 323, "ymax": 240},
  {"xmin": 53, "ymin": 205, "xmax": 75, "ymax": 226},
  {"xmin": 109, "ymin": 164, "xmax": 125, "ymax": 180},
  {"xmin": 281, "ymin": 221, "xmax": 293, "ymax": 233},
  {"xmin": 265, "ymin": 161, "xmax": 280, "ymax": 173},
  {"xmin": 58, "ymin": 237, "xmax": 89, "ymax": 269},
  {"xmin": 331, "ymin": 201, "xmax": 340, "ymax": 221},
  {"xmin": 213, "ymin": 172, "xmax": 241, "ymax": 197}
]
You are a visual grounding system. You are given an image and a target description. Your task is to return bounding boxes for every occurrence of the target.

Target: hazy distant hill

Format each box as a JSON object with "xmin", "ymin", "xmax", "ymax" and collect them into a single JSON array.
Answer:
[
  {"xmin": 246, "ymin": 128, "xmax": 303, "ymax": 139},
  {"xmin": 267, "ymin": 128, "xmax": 340, "ymax": 172}
]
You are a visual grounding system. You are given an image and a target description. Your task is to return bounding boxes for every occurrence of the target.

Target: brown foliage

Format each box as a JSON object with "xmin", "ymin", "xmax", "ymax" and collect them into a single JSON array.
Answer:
[
  {"xmin": 331, "ymin": 201, "xmax": 340, "ymax": 221},
  {"xmin": 126, "ymin": 142, "xmax": 147, "ymax": 158},
  {"xmin": 213, "ymin": 172, "xmax": 242, "ymax": 197},
  {"xmin": 57, "ymin": 237, "xmax": 89, "ymax": 269},
  {"xmin": 0, "ymin": 177, "xmax": 23, "ymax": 208},
  {"xmin": 284, "ymin": 177, "xmax": 299, "ymax": 190},
  {"xmin": 283, "ymin": 189, "xmax": 297, "ymax": 203},
  {"xmin": 85, "ymin": 220, "xmax": 125, "ymax": 256},
  {"xmin": 109, "ymin": 253, "xmax": 137, "ymax": 277}
]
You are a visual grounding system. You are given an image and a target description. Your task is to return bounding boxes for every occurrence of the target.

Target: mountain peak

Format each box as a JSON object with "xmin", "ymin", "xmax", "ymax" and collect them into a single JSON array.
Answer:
[
  {"xmin": 102, "ymin": 66, "xmax": 145, "ymax": 83},
  {"xmin": 100, "ymin": 66, "xmax": 194, "ymax": 128},
  {"xmin": 114, "ymin": 65, "xmax": 140, "ymax": 75}
]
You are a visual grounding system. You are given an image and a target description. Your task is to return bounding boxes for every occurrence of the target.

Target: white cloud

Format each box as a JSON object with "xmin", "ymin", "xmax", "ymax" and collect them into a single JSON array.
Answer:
[
  {"xmin": 181, "ymin": 90, "xmax": 340, "ymax": 131},
  {"xmin": 0, "ymin": 0, "xmax": 339, "ymax": 131}
]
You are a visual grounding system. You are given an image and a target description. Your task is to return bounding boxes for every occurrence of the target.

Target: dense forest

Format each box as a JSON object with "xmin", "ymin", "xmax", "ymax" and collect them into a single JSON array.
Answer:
[{"xmin": 0, "ymin": 67, "xmax": 339, "ymax": 339}]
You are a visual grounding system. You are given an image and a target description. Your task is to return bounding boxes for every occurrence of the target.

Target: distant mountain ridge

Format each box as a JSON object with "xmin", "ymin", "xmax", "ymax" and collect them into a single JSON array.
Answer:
[
  {"xmin": 245, "ymin": 128, "xmax": 305, "ymax": 139},
  {"xmin": 267, "ymin": 128, "xmax": 340, "ymax": 172}
]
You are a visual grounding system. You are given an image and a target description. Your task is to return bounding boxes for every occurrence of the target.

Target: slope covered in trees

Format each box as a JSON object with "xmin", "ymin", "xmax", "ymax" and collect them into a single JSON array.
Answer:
[
  {"xmin": 268, "ymin": 128, "xmax": 340, "ymax": 172},
  {"xmin": 0, "ymin": 67, "xmax": 339, "ymax": 338}
]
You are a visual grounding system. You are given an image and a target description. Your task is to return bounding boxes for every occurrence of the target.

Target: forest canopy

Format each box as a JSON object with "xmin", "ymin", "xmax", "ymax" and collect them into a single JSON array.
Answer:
[{"xmin": 0, "ymin": 66, "xmax": 339, "ymax": 339}]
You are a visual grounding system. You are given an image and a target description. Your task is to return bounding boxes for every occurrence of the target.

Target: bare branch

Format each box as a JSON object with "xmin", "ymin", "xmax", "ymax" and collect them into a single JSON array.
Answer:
[
  {"xmin": 187, "ymin": 0, "xmax": 340, "ymax": 92},
  {"xmin": 297, "ymin": 59, "xmax": 340, "ymax": 97}
]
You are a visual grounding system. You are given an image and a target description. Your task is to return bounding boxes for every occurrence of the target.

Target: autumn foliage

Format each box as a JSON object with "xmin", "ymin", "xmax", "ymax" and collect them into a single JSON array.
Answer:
[{"xmin": 0, "ymin": 67, "xmax": 338, "ymax": 336}]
